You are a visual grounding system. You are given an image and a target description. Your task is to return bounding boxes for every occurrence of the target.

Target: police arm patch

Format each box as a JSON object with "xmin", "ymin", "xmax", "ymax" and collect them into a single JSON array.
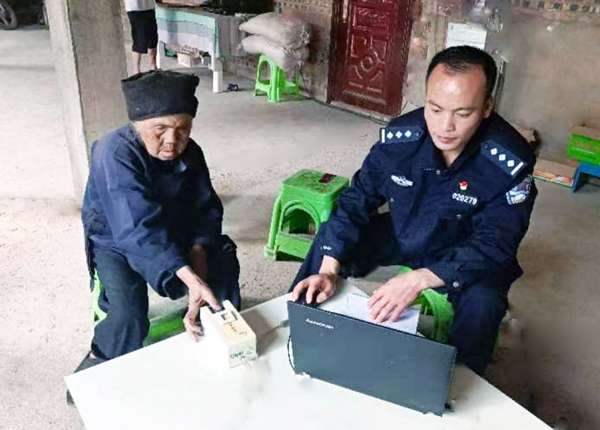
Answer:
[{"xmin": 506, "ymin": 175, "xmax": 533, "ymax": 205}]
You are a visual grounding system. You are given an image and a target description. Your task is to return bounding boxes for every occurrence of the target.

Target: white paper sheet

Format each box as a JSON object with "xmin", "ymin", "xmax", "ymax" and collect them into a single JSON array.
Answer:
[
  {"xmin": 321, "ymin": 292, "xmax": 420, "ymax": 334},
  {"xmin": 446, "ymin": 22, "xmax": 487, "ymax": 49}
]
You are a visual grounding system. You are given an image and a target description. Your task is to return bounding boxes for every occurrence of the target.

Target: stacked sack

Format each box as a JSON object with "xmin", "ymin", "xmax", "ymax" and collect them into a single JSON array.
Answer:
[{"xmin": 240, "ymin": 12, "xmax": 311, "ymax": 73}]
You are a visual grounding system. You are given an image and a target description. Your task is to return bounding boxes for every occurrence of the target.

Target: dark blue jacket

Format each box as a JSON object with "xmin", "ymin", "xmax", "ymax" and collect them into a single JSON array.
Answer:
[
  {"xmin": 82, "ymin": 124, "xmax": 223, "ymax": 296},
  {"xmin": 320, "ymin": 108, "xmax": 537, "ymax": 291}
]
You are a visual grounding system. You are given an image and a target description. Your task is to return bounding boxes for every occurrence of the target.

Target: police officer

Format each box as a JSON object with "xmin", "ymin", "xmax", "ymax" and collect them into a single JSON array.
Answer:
[
  {"xmin": 75, "ymin": 71, "xmax": 240, "ymax": 374},
  {"xmin": 291, "ymin": 46, "xmax": 537, "ymax": 375}
]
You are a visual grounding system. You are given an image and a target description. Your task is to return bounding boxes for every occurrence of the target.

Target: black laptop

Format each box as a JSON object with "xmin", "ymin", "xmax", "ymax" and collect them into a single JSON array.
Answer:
[{"xmin": 287, "ymin": 299, "xmax": 456, "ymax": 416}]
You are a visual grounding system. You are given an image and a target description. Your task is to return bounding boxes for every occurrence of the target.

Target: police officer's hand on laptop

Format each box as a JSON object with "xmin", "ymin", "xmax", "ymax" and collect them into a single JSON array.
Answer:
[
  {"xmin": 291, "ymin": 255, "xmax": 340, "ymax": 305},
  {"xmin": 291, "ymin": 254, "xmax": 444, "ymax": 323}
]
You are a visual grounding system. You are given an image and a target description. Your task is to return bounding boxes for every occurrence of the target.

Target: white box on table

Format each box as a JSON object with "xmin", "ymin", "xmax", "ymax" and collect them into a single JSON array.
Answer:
[{"xmin": 200, "ymin": 300, "xmax": 257, "ymax": 368}]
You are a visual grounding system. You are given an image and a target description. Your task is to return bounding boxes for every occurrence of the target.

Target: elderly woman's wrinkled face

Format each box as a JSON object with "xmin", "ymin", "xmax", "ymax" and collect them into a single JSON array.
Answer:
[{"xmin": 134, "ymin": 114, "xmax": 193, "ymax": 161}]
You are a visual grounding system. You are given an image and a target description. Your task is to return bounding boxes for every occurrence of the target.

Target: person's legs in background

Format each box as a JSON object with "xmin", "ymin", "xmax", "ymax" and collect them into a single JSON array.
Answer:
[
  {"xmin": 131, "ymin": 51, "xmax": 142, "ymax": 75},
  {"xmin": 146, "ymin": 9, "xmax": 158, "ymax": 71},
  {"xmin": 127, "ymin": 10, "xmax": 158, "ymax": 75},
  {"xmin": 127, "ymin": 11, "xmax": 143, "ymax": 75},
  {"xmin": 148, "ymin": 48, "xmax": 157, "ymax": 71}
]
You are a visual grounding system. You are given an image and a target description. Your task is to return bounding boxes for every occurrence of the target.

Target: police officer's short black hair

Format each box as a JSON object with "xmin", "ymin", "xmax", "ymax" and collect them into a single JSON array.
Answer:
[{"xmin": 426, "ymin": 46, "xmax": 497, "ymax": 99}]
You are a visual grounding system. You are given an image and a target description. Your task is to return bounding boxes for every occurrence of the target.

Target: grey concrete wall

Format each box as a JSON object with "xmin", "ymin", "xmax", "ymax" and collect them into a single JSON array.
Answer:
[
  {"xmin": 402, "ymin": 1, "xmax": 600, "ymax": 162},
  {"xmin": 47, "ymin": 0, "xmax": 128, "ymax": 202},
  {"xmin": 233, "ymin": 0, "xmax": 600, "ymax": 163},
  {"xmin": 488, "ymin": 9, "xmax": 600, "ymax": 162}
]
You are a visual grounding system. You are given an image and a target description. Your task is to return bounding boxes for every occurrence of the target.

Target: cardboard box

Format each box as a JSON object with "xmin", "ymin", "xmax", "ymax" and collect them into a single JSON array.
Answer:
[
  {"xmin": 533, "ymin": 158, "xmax": 576, "ymax": 188},
  {"xmin": 177, "ymin": 51, "xmax": 200, "ymax": 67}
]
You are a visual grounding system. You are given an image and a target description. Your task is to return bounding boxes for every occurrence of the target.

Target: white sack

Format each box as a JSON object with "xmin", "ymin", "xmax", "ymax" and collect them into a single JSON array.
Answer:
[
  {"xmin": 241, "ymin": 35, "xmax": 308, "ymax": 72},
  {"xmin": 239, "ymin": 12, "xmax": 311, "ymax": 50}
]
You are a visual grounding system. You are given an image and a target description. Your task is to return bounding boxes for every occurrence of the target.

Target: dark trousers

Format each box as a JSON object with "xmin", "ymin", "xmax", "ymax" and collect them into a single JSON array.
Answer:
[
  {"xmin": 91, "ymin": 235, "xmax": 241, "ymax": 360},
  {"xmin": 290, "ymin": 214, "xmax": 508, "ymax": 376},
  {"xmin": 127, "ymin": 9, "xmax": 158, "ymax": 54}
]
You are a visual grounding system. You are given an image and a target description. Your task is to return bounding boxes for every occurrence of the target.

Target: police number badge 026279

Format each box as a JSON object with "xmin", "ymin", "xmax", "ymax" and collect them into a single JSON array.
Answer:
[
  {"xmin": 506, "ymin": 175, "xmax": 533, "ymax": 205},
  {"xmin": 452, "ymin": 192, "xmax": 478, "ymax": 206}
]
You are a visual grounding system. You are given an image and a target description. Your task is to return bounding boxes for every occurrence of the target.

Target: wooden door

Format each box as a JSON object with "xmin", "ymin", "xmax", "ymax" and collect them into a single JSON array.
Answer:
[{"xmin": 328, "ymin": 0, "xmax": 413, "ymax": 116}]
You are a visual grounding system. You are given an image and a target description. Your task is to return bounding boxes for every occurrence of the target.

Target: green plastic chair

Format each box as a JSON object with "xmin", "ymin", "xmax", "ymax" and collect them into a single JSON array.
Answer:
[
  {"xmin": 91, "ymin": 272, "xmax": 186, "ymax": 345},
  {"xmin": 265, "ymin": 170, "xmax": 349, "ymax": 261},
  {"xmin": 254, "ymin": 54, "xmax": 301, "ymax": 103},
  {"xmin": 397, "ymin": 266, "xmax": 455, "ymax": 344}
]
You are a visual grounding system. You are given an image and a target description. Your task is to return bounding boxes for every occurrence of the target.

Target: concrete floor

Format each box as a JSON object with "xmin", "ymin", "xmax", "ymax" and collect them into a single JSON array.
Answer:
[{"xmin": 1, "ymin": 27, "xmax": 599, "ymax": 429}]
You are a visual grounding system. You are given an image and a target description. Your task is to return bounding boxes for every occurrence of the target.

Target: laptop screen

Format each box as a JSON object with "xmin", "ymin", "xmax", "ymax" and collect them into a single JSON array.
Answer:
[{"xmin": 288, "ymin": 300, "xmax": 456, "ymax": 415}]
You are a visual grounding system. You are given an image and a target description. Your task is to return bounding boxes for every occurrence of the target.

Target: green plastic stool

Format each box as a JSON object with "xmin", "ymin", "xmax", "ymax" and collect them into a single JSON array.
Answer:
[
  {"xmin": 413, "ymin": 288, "xmax": 455, "ymax": 344},
  {"xmin": 254, "ymin": 54, "xmax": 301, "ymax": 103},
  {"xmin": 91, "ymin": 272, "xmax": 186, "ymax": 345},
  {"xmin": 265, "ymin": 169, "xmax": 349, "ymax": 261},
  {"xmin": 397, "ymin": 266, "xmax": 455, "ymax": 344}
]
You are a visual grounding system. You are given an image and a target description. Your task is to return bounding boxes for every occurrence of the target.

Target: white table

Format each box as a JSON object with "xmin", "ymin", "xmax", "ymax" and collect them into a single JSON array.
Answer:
[
  {"xmin": 65, "ymin": 290, "xmax": 551, "ymax": 430},
  {"xmin": 155, "ymin": 6, "xmax": 245, "ymax": 93}
]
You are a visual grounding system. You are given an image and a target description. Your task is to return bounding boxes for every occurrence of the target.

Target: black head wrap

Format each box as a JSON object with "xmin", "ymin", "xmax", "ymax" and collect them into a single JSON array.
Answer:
[{"xmin": 121, "ymin": 70, "xmax": 200, "ymax": 121}]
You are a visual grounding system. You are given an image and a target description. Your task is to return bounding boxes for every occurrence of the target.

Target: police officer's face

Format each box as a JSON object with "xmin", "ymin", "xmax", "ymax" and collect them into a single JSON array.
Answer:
[
  {"xmin": 134, "ymin": 114, "xmax": 193, "ymax": 161},
  {"xmin": 424, "ymin": 64, "xmax": 492, "ymax": 163}
]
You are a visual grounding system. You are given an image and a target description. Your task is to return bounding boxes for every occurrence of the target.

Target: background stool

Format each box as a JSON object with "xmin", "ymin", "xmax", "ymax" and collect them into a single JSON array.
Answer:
[
  {"xmin": 265, "ymin": 169, "xmax": 349, "ymax": 261},
  {"xmin": 254, "ymin": 54, "xmax": 301, "ymax": 103},
  {"xmin": 571, "ymin": 162, "xmax": 600, "ymax": 192},
  {"xmin": 567, "ymin": 126, "xmax": 600, "ymax": 192}
]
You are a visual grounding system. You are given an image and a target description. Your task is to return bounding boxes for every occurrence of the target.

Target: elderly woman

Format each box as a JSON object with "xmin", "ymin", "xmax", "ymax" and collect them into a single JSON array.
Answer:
[{"xmin": 75, "ymin": 70, "xmax": 240, "ymax": 374}]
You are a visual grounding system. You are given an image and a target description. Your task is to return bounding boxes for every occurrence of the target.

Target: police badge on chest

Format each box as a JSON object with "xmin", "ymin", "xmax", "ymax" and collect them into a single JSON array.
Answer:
[{"xmin": 452, "ymin": 180, "xmax": 478, "ymax": 206}]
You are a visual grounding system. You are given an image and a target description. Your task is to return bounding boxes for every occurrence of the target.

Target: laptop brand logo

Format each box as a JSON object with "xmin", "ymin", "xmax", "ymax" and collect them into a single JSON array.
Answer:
[{"xmin": 305, "ymin": 318, "xmax": 334, "ymax": 330}]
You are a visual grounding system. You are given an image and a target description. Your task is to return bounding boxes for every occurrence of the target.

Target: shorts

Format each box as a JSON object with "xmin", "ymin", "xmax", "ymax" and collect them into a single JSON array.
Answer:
[{"xmin": 127, "ymin": 9, "xmax": 158, "ymax": 54}]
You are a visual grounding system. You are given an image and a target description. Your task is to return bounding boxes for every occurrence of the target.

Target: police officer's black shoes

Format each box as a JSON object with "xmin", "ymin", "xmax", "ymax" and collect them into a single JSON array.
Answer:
[{"xmin": 66, "ymin": 351, "xmax": 105, "ymax": 405}]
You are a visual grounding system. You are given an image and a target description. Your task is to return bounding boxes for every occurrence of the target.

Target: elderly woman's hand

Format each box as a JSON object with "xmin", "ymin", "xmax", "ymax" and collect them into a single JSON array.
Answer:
[{"xmin": 176, "ymin": 265, "xmax": 222, "ymax": 341}]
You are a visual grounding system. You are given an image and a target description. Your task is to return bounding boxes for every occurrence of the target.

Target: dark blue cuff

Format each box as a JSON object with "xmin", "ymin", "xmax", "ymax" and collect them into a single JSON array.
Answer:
[{"xmin": 425, "ymin": 261, "xmax": 465, "ymax": 291}]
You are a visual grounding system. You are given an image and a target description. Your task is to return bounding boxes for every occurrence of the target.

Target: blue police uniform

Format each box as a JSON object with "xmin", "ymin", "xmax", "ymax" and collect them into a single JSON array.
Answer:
[
  {"xmin": 292, "ymin": 108, "xmax": 537, "ymax": 374},
  {"xmin": 82, "ymin": 124, "xmax": 240, "ymax": 360}
]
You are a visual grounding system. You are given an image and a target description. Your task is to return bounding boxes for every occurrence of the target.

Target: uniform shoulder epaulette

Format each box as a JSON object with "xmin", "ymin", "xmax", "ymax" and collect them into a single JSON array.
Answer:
[
  {"xmin": 379, "ymin": 126, "xmax": 423, "ymax": 144},
  {"xmin": 481, "ymin": 140, "xmax": 527, "ymax": 177}
]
